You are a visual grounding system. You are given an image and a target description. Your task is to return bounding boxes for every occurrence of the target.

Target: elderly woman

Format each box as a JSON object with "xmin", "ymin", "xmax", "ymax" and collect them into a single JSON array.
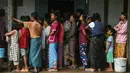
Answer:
[{"xmin": 114, "ymin": 12, "xmax": 128, "ymax": 58}]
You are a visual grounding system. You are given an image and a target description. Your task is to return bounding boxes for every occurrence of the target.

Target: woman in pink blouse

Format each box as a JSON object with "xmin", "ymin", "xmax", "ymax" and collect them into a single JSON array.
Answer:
[{"xmin": 114, "ymin": 12, "xmax": 128, "ymax": 58}]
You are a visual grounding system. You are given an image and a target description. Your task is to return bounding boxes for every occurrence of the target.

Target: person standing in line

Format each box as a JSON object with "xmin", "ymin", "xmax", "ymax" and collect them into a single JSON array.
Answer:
[
  {"xmin": 48, "ymin": 11, "xmax": 60, "ymax": 72},
  {"xmin": 114, "ymin": 12, "xmax": 128, "ymax": 58},
  {"xmin": 19, "ymin": 16, "xmax": 30, "ymax": 72},
  {"xmin": 43, "ymin": 18, "xmax": 51, "ymax": 68},
  {"xmin": 66, "ymin": 14, "xmax": 77, "ymax": 68},
  {"xmin": 5, "ymin": 23, "xmax": 20, "ymax": 73},
  {"xmin": 105, "ymin": 28, "xmax": 114, "ymax": 72},
  {"xmin": 0, "ymin": 9, "xmax": 7, "ymax": 72},
  {"xmin": 79, "ymin": 14, "xmax": 89, "ymax": 70},
  {"xmin": 86, "ymin": 13, "xmax": 105, "ymax": 72},
  {"xmin": 58, "ymin": 18, "xmax": 65, "ymax": 69},
  {"xmin": 11, "ymin": 12, "xmax": 43, "ymax": 73}
]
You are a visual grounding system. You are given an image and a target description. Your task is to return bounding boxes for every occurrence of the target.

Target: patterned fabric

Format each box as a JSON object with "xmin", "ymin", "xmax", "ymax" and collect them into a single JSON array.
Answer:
[
  {"xmin": 65, "ymin": 40, "xmax": 76, "ymax": 62},
  {"xmin": 80, "ymin": 43, "xmax": 88, "ymax": 68},
  {"xmin": 89, "ymin": 36, "xmax": 105, "ymax": 69},
  {"xmin": 114, "ymin": 43, "xmax": 126, "ymax": 58},
  {"xmin": 49, "ymin": 43, "xmax": 58, "ymax": 68},
  {"xmin": 9, "ymin": 30, "xmax": 19, "ymax": 62}
]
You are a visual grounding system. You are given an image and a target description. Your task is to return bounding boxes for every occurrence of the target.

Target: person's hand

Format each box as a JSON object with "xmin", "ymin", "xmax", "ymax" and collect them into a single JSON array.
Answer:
[
  {"xmin": 6, "ymin": 36, "xmax": 9, "ymax": 42},
  {"xmin": 47, "ymin": 37, "xmax": 49, "ymax": 44},
  {"xmin": 105, "ymin": 49, "xmax": 108, "ymax": 54}
]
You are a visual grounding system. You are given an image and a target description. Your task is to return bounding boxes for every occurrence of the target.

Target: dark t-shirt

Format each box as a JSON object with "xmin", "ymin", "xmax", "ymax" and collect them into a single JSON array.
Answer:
[{"xmin": 79, "ymin": 24, "xmax": 88, "ymax": 44}]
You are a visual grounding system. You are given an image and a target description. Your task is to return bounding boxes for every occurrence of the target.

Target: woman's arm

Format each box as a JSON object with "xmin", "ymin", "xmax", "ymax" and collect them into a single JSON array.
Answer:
[
  {"xmin": 114, "ymin": 22, "xmax": 122, "ymax": 31},
  {"xmin": 117, "ymin": 23, "xmax": 127, "ymax": 34},
  {"xmin": 82, "ymin": 29, "xmax": 87, "ymax": 37},
  {"xmin": 11, "ymin": 17, "xmax": 24, "ymax": 23},
  {"xmin": 11, "ymin": 17, "xmax": 32, "ymax": 28},
  {"xmin": 105, "ymin": 41, "xmax": 111, "ymax": 53}
]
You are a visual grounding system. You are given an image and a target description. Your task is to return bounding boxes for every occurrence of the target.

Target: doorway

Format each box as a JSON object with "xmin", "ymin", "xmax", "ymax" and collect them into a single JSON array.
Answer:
[{"xmin": 48, "ymin": 0, "xmax": 74, "ymax": 16}]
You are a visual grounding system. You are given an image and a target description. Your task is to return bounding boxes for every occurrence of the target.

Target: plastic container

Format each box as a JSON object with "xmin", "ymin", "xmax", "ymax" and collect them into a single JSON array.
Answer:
[{"xmin": 114, "ymin": 58, "xmax": 127, "ymax": 72}]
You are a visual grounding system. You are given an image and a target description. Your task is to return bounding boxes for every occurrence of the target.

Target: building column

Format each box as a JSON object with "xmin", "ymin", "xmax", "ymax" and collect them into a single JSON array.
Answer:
[
  {"xmin": 7, "ymin": 0, "xmax": 13, "ymax": 31},
  {"xmin": 7, "ymin": 0, "xmax": 13, "ymax": 71},
  {"xmin": 127, "ymin": 0, "xmax": 130, "ymax": 71}
]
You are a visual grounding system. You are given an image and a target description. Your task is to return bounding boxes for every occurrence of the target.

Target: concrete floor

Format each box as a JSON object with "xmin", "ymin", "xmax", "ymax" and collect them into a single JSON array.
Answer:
[
  {"xmin": 1, "ymin": 69, "xmax": 130, "ymax": 73},
  {"xmin": 0, "ymin": 63, "xmax": 129, "ymax": 73}
]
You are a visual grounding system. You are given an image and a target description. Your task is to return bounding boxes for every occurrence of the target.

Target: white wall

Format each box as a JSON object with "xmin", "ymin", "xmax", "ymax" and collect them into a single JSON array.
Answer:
[
  {"xmin": 89, "ymin": 0, "xmax": 104, "ymax": 23},
  {"xmin": 108, "ymin": 0, "xmax": 124, "ymax": 27},
  {"xmin": 17, "ymin": 0, "xmax": 35, "ymax": 19}
]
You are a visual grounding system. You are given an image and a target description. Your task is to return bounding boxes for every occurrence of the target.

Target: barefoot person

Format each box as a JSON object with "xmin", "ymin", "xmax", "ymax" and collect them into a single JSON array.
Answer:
[
  {"xmin": 48, "ymin": 11, "xmax": 60, "ymax": 72},
  {"xmin": 105, "ymin": 28, "xmax": 114, "ymax": 71},
  {"xmin": 5, "ymin": 23, "xmax": 20, "ymax": 73},
  {"xmin": 114, "ymin": 12, "xmax": 128, "ymax": 58},
  {"xmin": 19, "ymin": 16, "xmax": 30, "ymax": 72},
  {"xmin": 11, "ymin": 12, "xmax": 43, "ymax": 73}
]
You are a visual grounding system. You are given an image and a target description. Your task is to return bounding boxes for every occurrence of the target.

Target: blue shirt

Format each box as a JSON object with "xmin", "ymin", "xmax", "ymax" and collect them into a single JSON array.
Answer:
[{"xmin": 106, "ymin": 36, "xmax": 114, "ymax": 52}]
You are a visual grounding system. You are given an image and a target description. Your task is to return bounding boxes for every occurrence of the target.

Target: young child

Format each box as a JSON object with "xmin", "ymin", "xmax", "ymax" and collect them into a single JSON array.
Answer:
[
  {"xmin": 105, "ymin": 28, "xmax": 114, "ymax": 71},
  {"xmin": 19, "ymin": 16, "xmax": 30, "ymax": 72},
  {"xmin": 5, "ymin": 23, "xmax": 20, "ymax": 72}
]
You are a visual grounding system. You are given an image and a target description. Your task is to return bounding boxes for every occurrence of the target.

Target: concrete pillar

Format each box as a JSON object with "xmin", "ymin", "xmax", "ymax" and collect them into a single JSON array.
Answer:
[
  {"xmin": 7, "ymin": 0, "xmax": 13, "ymax": 31},
  {"xmin": 127, "ymin": 0, "xmax": 130, "ymax": 71}
]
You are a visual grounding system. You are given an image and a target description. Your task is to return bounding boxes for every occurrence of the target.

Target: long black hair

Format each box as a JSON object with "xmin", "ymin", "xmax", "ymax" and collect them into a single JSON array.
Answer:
[
  {"xmin": 0, "ymin": 9, "xmax": 5, "ymax": 17},
  {"xmin": 92, "ymin": 13, "xmax": 101, "ymax": 22},
  {"xmin": 37, "ymin": 16, "xmax": 44, "ymax": 26},
  {"xmin": 81, "ymin": 14, "xmax": 87, "ymax": 23},
  {"xmin": 121, "ymin": 12, "xmax": 128, "ymax": 19},
  {"xmin": 51, "ymin": 10, "xmax": 60, "ymax": 21},
  {"xmin": 31, "ymin": 12, "xmax": 39, "ymax": 21}
]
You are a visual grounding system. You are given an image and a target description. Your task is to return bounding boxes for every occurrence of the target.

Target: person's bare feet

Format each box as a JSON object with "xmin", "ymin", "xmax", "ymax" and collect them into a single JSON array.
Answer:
[
  {"xmin": 106, "ymin": 68, "xmax": 113, "ymax": 72},
  {"xmin": 21, "ymin": 68, "xmax": 28, "ymax": 72},
  {"xmin": 48, "ymin": 69, "xmax": 58, "ymax": 72},
  {"xmin": 105, "ymin": 68, "xmax": 109, "ymax": 70}
]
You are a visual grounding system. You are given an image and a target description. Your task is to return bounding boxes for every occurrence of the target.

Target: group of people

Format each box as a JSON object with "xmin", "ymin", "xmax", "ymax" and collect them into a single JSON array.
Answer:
[{"xmin": 0, "ymin": 8, "xmax": 128, "ymax": 73}]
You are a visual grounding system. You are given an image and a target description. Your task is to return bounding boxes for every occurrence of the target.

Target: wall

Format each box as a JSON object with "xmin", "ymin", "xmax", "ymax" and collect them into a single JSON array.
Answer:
[
  {"xmin": 108, "ymin": 0, "xmax": 124, "ymax": 27},
  {"xmin": 89, "ymin": 0, "xmax": 104, "ymax": 23},
  {"xmin": 75, "ymin": 0, "xmax": 86, "ymax": 12},
  {"xmin": 17, "ymin": 0, "xmax": 35, "ymax": 19},
  {"xmin": 0, "ymin": 0, "xmax": 7, "ymax": 9},
  {"xmin": 35, "ymin": 0, "xmax": 48, "ymax": 18}
]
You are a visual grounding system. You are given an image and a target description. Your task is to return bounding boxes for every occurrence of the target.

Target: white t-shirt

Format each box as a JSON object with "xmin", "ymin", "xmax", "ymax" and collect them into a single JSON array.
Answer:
[
  {"xmin": 45, "ymin": 26, "xmax": 51, "ymax": 37},
  {"xmin": 88, "ymin": 22, "xmax": 95, "ymax": 29}
]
